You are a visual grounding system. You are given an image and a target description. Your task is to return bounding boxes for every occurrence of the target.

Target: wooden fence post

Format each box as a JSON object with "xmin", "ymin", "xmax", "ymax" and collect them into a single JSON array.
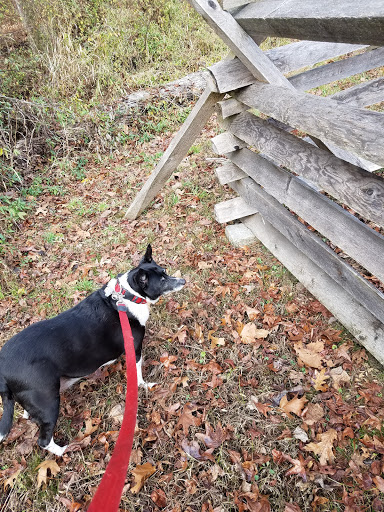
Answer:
[{"xmin": 125, "ymin": 86, "xmax": 224, "ymax": 220}]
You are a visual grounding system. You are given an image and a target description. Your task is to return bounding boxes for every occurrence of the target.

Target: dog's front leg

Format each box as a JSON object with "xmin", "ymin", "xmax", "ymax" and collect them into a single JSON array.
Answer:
[{"xmin": 136, "ymin": 357, "xmax": 156, "ymax": 390}]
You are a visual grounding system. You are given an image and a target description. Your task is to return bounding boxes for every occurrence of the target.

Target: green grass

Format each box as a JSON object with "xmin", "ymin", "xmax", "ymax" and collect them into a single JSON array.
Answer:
[{"xmin": 1, "ymin": 0, "xmax": 226, "ymax": 104}]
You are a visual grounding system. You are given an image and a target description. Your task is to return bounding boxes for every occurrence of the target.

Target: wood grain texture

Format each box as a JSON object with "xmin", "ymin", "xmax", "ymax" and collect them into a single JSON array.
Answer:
[
  {"xmin": 225, "ymin": 223, "xmax": 257, "ymax": 247},
  {"xmin": 125, "ymin": 87, "xmax": 224, "ymax": 219},
  {"xmin": 217, "ymin": 98, "xmax": 248, "ymax": 118},
  {"xmin": 233, "ymin": 84, "xmax": 384, "ymax": 166},
  {"xmin": 235, "ymin": 0, "xmax": 384, "ymax": 46},
  {"xmin": 211, "ymin": 132, "xmax": 247, "ymax": 154},
  {"xmin": 227, "ymin": 148, "xmax": 384, "ymax": 283},
  {"xmin": 242, "ymin": 213, "xmax": 384, "ymax": 365},
  {"xmin": 218, "ymin": 92, "xmax": 381, "ymax": 173},
  {"xmin": 230, "ymin": 177, "xmax": 384, "ymax": 324},
  {"xmin": 290, "ymin": 47, "xmax": 384, "ymax": 92},
  {"xmin": 208, "ymin": 42, "xmax": 367, "ymax": 93},
  {"xmin": 222, "ymin": 0, "xmax": 251, "ymax": 11},
  {"xmin": 226, "ymin": 112, "xmax": 384, "ymax": 227},
  {"xmin": 214, "ymin": 196, "xmax": 258, "ymax": 223},
  {"xmin": 265, "ymin": 41, "xmax": 367, "ymax": 75},
  {"xmin": 321, "ymin": 141, "xmax": 382, "ymax": 172},
  {"xmin": 332, "ymin": 77, "xmax": 384, "ymax": 107},
  {"xmin": 187, "ymin": 0, "xmax": 295, "ymax": 87},
  {"xmin": 215, "ymin": 162, "xmax": 247, "ymax": 184}
]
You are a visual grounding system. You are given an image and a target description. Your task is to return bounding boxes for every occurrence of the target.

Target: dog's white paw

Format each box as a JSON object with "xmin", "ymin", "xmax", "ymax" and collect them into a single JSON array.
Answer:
[
  {"xmin": 140, "ymin": 381, "xmax": 158, "ymax": 391},
  {"xmin": 23, "ymin": 410, "xmax": 30, "ymax": 419},
  {"xmin": 43, "ymin": 438, "xmax": 67, "ymax": 457}
]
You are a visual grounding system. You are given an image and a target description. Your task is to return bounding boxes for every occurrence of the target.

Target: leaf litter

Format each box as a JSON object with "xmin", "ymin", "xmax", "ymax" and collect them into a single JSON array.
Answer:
[{"xmin": 0, "ymin": 107, "xmax": 383, "ymax": 512}]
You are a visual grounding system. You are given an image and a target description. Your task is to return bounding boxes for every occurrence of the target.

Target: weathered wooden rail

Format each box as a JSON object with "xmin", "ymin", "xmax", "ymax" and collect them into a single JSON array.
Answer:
[{"xmin": 127, "ymin": 0, "xmax": 384, "ymax": 364}]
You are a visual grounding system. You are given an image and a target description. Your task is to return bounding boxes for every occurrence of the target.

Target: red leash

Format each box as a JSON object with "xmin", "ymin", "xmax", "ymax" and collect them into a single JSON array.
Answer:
[{"xmin": 87, "ymin": 299, "xmax": 138, "ymax": 512}]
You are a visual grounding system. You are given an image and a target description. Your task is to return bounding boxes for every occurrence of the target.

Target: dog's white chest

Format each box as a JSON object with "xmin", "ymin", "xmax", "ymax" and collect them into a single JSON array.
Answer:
[
  {"xmin": 104, "ymin": 277, "xmax": 149, "ymax": 326},
  {"xmin": 122, "ymin": 299, "xmax": 149, "ymax": 326}
]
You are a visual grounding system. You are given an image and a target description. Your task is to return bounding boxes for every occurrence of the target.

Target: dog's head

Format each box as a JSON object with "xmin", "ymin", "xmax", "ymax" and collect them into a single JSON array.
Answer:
[{"xmin": 124, "ymin": 245, "xmax": 186, "ymax": 303}]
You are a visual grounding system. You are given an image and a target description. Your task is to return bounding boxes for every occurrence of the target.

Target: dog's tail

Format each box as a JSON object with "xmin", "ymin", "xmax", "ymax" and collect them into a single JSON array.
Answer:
[{"xmin": 0, "ymin": 375, "xmax": 14, "ymax": 441}]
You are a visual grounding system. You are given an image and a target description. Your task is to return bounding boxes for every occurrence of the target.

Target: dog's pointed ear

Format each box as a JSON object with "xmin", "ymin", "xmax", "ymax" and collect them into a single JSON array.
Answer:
[
  {"xmin": 137, "ymin": 269, "xmax": 148, "ymax": 289},
  {"xmin": 141, "ymin": 244, "xmax": 152, "ymax": 263}
]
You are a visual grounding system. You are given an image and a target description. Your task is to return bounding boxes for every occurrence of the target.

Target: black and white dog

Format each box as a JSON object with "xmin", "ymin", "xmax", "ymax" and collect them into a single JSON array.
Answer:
[{"xmin": 0, "ymin": 245, "xmax": 185, "ymax": 456}]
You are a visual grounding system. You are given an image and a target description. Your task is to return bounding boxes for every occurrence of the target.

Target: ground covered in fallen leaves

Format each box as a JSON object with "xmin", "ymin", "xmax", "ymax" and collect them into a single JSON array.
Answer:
[{"xmin": 1, "ymin": 101, "xmax": 384, "ymax": 512}]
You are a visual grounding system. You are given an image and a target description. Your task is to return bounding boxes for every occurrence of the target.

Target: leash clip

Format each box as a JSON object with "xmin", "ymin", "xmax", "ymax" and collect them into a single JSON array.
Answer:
[
  {"xmin": 116, "ymin": 301, "xmax": 128, "ymax": 312},
  {"xmin": 111, "ymin": 290, "xmax": 124, "ymax": 302},
  {"xmin": 112, "ymin": 281, "xmax": 125, "ymax": 304},
  {"xmin": 112, "ymin": 289, "xmax": 128, "ymax": 312}
]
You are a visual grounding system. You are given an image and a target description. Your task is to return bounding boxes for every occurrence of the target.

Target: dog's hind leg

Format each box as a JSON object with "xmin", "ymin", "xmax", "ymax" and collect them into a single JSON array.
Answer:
[
  {"xmin": 33, "ymin": 395, "xmax": 67, "ymax": 456},
  {"xmin": 19, "ymin": 370, "xmax": 67, "ymax": 456},
  {"xmin": 0, "ymin": 388, "xmax": 15, "ymax": 442}
]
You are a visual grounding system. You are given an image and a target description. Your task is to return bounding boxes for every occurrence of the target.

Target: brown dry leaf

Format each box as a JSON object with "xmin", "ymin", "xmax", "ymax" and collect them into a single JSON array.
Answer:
[
  {"xmin": 302, "ymin": 403, "xmax": 325, "ymax": 426},
  {"xmin": 373, "ymin": 475, "xmax": 384, "ymax": 493},
  {"xmin": 249, "ymin": 397, "xmax": 272, "ymax": 417},
  {"xmin": 279, "ymin": 395, "xmax": 308, "ymax": 419},
  {"xmin": 284, "ymin": 504, "xmax": 303, "ymax": 512},
  {"xmin": 334, "ymin": 343, "xmax": 352, "ymax": 362},
  {"xmin": 181, "ymin": 439, "xmax": 204, "ymax": 459},
  {"xmin": 329, "ymin": 366, "xmax": 351, "ymax": 389},
  {"xmin": 151, "ymin": 488, "xmax": 167, "ymax": 508},
  {"xmin": 14, "ymin": 422, "xmax": 39, "ymax": 456},
  {"xmin": 210, "ymin": 336, "xmax": 226, "ymax": 350},
  {"xmin": 36, "ymin": 460, "xmax": 61, "ymax": 489},
  {"xmin": 5, "ymin": 419, "xmax": 31, "ymax": 443},
  {"xmin": 76, "ymin": 418, "xmax": 99, "ymax": 441},
  {"xmin": 176, "ymin": 403, "xmax": 202, "ymax": 435},
  {"xmin": 109, "ymin": 403, "xmax": 124, "ymax": 424},
  {"xmin": 312, "ymin": 368, "xmax": 329, "ymax": 391},
  {"xmin": 311, "ymin": 497, "xmax": 329, "ymax": 509},
  {"xmin": 58, "ymin": 498, "xmax": 83, "ymax": 512},
  {"xmin": 160, "ymin": 352, "xmax": 178, "ymax": 368},
  {"xmin": 245, "ymin": 306, "xmax": 261, "ymax": 321},
  {"xmin": 181, "ymin": 439, "xmax": 215, "ymax": 462},
  {"xmin": 3, "ymin": 469, "xmax": 22, "ymax": 490},
  {"xmin": 131, "ymin": 462, "xmax": 156, "ymax": 494},
  {"xmin": 294, "ymin": 341, "xmax": 325, "ymax": 369},
  {"xmin": 193, "ymin": 323, "xmax": 204, "ymax": 342},
  {"xmin": 284, "ymin": 454, "xmax": 307, "ymax": 481},
  {"xmin": 130, "ymin": 449, "xmax": 143, "ymax": 465},
  {"xmin": 198, "ymin": 261, "xmax": 212, "ymax": 270},
  {"xmin": 204, "ymin": 360, "xmax": 223, "ymax": 375},
  {"xmin": 185, "ymin": 478, "xmax": 198, "ymax": 494},
  {"xmin": 210, "ymin": 464, "xmax": 225, "ymax": 482},
  {"xmin": 241, "ymin": 323, "xmax": 270, "ymax": 344},
  {"xmin": 244, "ymin": 494, "xmax": 271, "ymax": 512},
  {"xmin": 285, "ymin": 303, "xmax": 299, "ymax": 314},
  {"xmin": 304, "ymin": 429, "xmax": 338, "ymax": 465},
  {"xmin": 263, "ymin": 303, "xmax": 279, "ymax": 327},
  {"xmin": 273, "ymin": 450, "xmax": 307, "ymax": 481},
  {"xmin": 195, "ymin": 422, "xmax": 229, "ymax": 449}
]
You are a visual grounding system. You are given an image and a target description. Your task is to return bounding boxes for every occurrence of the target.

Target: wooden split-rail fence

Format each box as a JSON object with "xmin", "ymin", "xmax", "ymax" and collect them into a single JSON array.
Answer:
[{"xmin": 126, "ymin": 0, "xmax": 384, "ymax": 364}]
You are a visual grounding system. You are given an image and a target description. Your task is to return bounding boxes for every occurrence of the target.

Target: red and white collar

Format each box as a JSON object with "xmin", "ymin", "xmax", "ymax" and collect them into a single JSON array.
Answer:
[{"xmin": 112, "ymin": 281, "xmax": 147, "ymax": 305}]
